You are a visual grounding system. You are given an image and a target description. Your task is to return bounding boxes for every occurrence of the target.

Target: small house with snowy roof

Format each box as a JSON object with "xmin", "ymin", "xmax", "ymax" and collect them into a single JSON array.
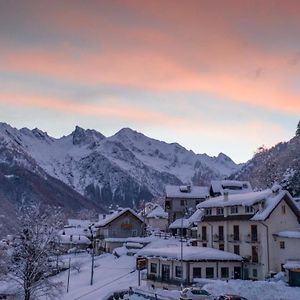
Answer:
[
  {"xmin": 95, "ymin": 208, "xmax": 145, "ymax": 252},
  {"xmin": 145, "ymin": 204, "xmax": 168, "ymax": 232},
  {"xmin": 139, "ymin": 245, "xmax": 243, "ymax": 289},
  {"xmin": 196, "ymin": 185, "xmax": 300, "ymax": 281},
  {"xmin": 165, "ymin": 185, "xmax": 209, "ymax": 223}
]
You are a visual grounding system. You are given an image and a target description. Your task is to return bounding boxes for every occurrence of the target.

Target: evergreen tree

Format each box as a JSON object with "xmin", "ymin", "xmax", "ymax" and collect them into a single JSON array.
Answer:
[{"xmin": 296, "ymin": 120, "xmax": 300, "ymax": 136}]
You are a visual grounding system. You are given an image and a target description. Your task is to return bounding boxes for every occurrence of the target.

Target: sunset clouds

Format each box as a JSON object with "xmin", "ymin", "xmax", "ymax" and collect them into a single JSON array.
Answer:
[{"xmin": 0, "ymin": 0, "xmax": 299, "ymax": 161}]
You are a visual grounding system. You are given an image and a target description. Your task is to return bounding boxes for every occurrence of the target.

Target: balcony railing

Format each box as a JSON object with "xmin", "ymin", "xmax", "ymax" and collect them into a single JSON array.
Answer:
[
  {"xmin": 213, "ymin": 234, "xmax": 224, "ymax": 242},
  {"xmin": 245, "ymin": 234, "xmax": 259, "ymax": 243},
  {"xmin": 227, "ymin": 234, "xmax": 240, "ymax": 243}
]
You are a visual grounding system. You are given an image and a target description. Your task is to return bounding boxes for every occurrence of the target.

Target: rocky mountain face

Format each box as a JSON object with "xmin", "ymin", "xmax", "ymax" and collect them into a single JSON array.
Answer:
[
  {"xmin": 0, "ymin": 123, "xmax": 239, "ymax": 210},
  {"xmin": 232, "ymin": 135, "xmax": 300, "ymax": 197}
]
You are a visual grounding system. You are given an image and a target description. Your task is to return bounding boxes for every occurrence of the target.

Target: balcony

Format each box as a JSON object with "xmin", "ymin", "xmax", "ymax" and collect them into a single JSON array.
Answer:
[
  {"xmin": 227, "ymin": 234, "xmax": 240, "ymax": 243},
  {"xmin": 213, "ymin": 234, "xmax": 224, "ymax": 242},
  {"xmin": 245, "ymin": 234, "xmax": 260, "ymax": 243}
]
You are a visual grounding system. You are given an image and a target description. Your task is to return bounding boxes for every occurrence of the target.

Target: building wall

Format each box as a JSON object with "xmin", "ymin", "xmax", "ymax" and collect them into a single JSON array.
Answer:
[
  {"xmin": 266, "ymin": 198, "xmax": 300, "ymax": 274},
  {"xmin": 165, "ymin": 197, "xmax": 204, "ymax": 223},
  {"xmin": 196, "ymin": 195, "xmax": 300, "ymax": 279},
  {"xmin": 147, "ymin": 217, "xmax": 168, "ymax": 231},
  {"xmin": 97, "ymin": 211, "xmax": 144, "ymax": 239},
  {"xmin": 147, "ymin": 257, "xmax": 242, "ymax": 288}
]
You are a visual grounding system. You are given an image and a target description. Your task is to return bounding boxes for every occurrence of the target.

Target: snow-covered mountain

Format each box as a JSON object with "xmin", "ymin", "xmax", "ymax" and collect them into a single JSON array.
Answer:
[{"xmin": 0, "ymin": 122, "xmax": 240, "ymax": 208}]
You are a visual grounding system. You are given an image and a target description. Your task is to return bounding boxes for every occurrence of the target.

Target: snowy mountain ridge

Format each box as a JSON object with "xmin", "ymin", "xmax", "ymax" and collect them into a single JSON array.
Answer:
[{"xmin": 0, "ymin": 122, "xmax": 240, "ymax": 208}]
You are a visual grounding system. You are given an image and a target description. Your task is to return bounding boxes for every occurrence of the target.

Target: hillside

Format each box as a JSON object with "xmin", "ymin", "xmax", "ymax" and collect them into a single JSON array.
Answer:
[{"xmin": 232, "ymin": 135, "xmax": 300, "ymax": 197}]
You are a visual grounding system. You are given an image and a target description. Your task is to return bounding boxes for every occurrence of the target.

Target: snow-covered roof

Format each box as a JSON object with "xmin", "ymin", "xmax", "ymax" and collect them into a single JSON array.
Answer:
[
  {"xmin": 198, "ymin": 188, "xmax": 298, "ymax": 222},
  {"xmin": 67, "ymin": 219, "xmax": 91, "ymax": 228},
  {"xmin": 274, "ymin": 230, "xmax": 300, "ymax": 239},
  {"xmin": 198, "ymin": 189, "xmax": 273, "ymax": 209},
  {"xmin": 95, "ymin": 208, "xmax": 144, "ymax": 227},
  {"xmin": 166, "ymin": 185, "xmax": 209, "ymax": 199},
  {"xmin": 146, "ymin": 204, "xmax": 168, "ymax": 219},
  {"xmin": 139, "ymin": 246, "xmax": 242, "ymax": 261},
  {"xmin": 283, "ymin": 260, "xmax": 300, "ymax": 270},
  {"xmin": 58, "ymin": 234, "xmax": 91, "ymax": 245},
  {"xmin": 211, "ymin": 180, "xmax": 252, "ymax": 195},
  {"xmin": 169, "ymin": 209, "xmax": 204, "ymax": 229}
]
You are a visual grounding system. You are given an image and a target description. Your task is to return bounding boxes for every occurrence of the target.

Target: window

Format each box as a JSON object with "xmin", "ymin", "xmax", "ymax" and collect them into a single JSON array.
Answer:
[
  {"xmin": 230, "ymin": 206, "xmax": 238, "ymax": 214},
  {"xmin": 234, "ymin": 245, "xmax": 240, "ymax": 255},
  {"xmin": 280, "ymin": 241, "xmax": 285, "ymax": 249},
  {"xmin": 175, "ymin": 266, "xmax": 182, "ymax": 278},
  {"xmin": 252, "ymin": 268, "xmax": 257, "ymax": 277},
  {"xmin": 206, "ymin": 267, "xmax": 214, "ymax": 279},
  {"xmin": 205, "ymin": 208, "xmax": 212, "ymax": 215},
  {"xmin": 202, "ymin": 226, "xmax": 207, "ymax": 241},
  {"xmin": 252, "ymin": 246, "xmax": 258, "ymax": 263},
  {"xmin": 218, "ymin": 226, "xmax": 224, "ymax": 241},
  {"xmin": 221, "ymin": 267, "xmax": 229, "ymax": 278},
  {"xmin": 195, "ymin": 200, "xmax": 200, "ymax": 206},
  {"xmin": 216, "ymin": 207, "xmax": 224, "ymax": 215},
  {"xmin": 193, "ymin": 267, "xmax": 201, "ymax": 278},
  {"xmin": 150, "ymin": 263, "xmax": 157, "ymax": 273},
  {"xmin": 245, "ymin": 206, "xmax": 254, "ymax": 213},
  {"xmin": 219, "ymin": 244, "xmax": 224, "ymax": 251},
  {"xmin": 233, "ymin": 225, "xmax": 239, "ymax": 241},
  {"xmin": 165, "ymin": 200, "xmax": 171, "ymax": 210},
  {"xmin": 251, "ymin": 225, "xmax": 258, "ymax": 241},
  {"xmin": 282, "ymin": 205, "xmax": 286, "ymax": 214},
  {"xmin": 180, "ymin": 200, "xmax": 185, "ymax": 206},
  {"xmin": 132, "ymin": 230, "xmax": 137, "ymax": 237}
]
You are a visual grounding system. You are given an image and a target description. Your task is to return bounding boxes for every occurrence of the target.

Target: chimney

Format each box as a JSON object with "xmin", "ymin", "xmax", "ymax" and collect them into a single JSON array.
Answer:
[{"xmin": 223, "ymin": 190, "xmax": 229, "ymax": 201}]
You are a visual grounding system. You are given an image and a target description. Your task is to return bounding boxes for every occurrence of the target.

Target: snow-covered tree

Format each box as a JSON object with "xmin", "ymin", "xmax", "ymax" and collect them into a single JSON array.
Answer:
[
  {"xmin": 296, "ymin": 120, "xmax": 300, "ymax": 136},
  {"xmin": 7, "ymin": 205, "xmax": 65, "ymax": 300}
]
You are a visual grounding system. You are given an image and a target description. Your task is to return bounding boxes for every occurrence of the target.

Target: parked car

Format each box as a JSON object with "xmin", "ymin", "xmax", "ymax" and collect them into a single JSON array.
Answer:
[
  {"xmin": 216, "ymin": 295, "xmax": 247, "ymax": 300},
  {"xmin": 180, "ymin": 287, "xmax": 214, "ymax": 300}
]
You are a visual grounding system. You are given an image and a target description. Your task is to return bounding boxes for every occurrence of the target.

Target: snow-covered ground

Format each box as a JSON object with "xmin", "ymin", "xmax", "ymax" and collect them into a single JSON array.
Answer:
[{"xmin": 52, "ymin": 253, "xmax": 140, "ymax": 300}]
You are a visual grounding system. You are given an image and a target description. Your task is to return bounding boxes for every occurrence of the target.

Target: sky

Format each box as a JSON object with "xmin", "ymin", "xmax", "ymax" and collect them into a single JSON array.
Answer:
[{"xmin": 0, "ymin": 0, "xmax": 299, "ymax": 163}]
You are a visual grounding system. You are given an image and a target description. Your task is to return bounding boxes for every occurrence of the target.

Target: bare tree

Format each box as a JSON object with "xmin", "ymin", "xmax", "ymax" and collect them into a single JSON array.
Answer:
[{"xmin": 7, "ymin": 204, "xmax": 65, "ymax": 300}]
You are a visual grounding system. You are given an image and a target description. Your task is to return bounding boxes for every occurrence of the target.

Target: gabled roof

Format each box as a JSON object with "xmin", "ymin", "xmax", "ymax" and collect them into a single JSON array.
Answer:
[
  {"xmin": 95, "ymin": 208, "xmax": 144, "ymax": 227},
  {"xmin": 166, "ymin": 185, "xmax": 209, "ymax": 199}
]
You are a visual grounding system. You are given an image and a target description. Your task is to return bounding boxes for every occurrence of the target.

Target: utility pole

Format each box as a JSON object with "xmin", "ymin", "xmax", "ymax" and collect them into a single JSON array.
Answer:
[
  {"xmin": 89, "ymin": 225, "xmax": 95, "ymax": 286},
  {"xmin": 180, "ymin": 201, "xmax": 188, "ymax": 290},
  {"xmin": 67, "ymin": 257, "xmax": 71, "ymax": 292}
]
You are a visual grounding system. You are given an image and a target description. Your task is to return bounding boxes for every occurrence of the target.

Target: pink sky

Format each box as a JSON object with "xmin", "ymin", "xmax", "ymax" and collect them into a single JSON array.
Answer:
[{"xmin": 0, "ymin": 0, "xmax": 299, "ymax": 162}]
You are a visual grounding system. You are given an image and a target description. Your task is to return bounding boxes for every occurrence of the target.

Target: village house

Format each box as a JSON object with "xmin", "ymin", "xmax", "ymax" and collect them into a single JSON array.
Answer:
[
  {"xmin": 209, "ymin": 180, "xmax": 252, "ymax": 197},
  {"xmin": 196, "ymin": 185, "xmax": 300, "ymax": 281},
  {"xmin": 139, "ymin": 246, "xmax": 242, "ymax": 289},
  {"xmin": 57, "ymin": 234, "xmax": 91, "ymax": 252},
  {"xmin": 145, "ymin": 204, "xmax": 168, "ymax": 232},
  {"xmin": 168, "ymin": 209, "xmax": 203, "ymax": 240},
  {"xmin": 165, "ymin": 185, "xmax": 209, "ymax": 223},
  {"xmin": 95, "ymin": 208, "xmax": 145, "ymax": 253}
]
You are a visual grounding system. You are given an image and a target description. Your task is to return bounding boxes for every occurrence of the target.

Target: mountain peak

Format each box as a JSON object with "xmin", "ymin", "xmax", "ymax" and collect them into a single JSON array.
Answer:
[{"xmin": 72, "ymin": 126, "xmax": 105, "ymax": 146}]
